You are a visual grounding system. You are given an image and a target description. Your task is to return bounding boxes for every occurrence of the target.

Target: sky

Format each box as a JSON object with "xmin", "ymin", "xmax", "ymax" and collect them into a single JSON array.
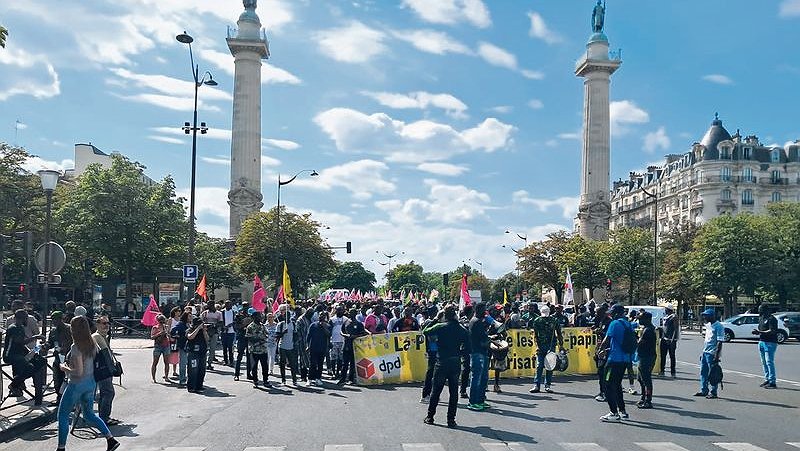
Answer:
[{"xmin": 1, "ymin": 0, "xmax": 799, "ymax": 282}]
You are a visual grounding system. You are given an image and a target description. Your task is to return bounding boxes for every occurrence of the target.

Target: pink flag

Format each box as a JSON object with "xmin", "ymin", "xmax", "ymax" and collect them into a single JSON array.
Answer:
[
  {"xmin": 140, "ymin": 294, "xmax": 160, "ymax": 327},
  {"xmin": 459, "ymin": 273, "xmax": 472, "ymax": 311},
  {"xmin": 272, "ymin": 292, "xmax": 281, "ymax": 314},
  {"xmin": 252, "ymin": 274, "xmax": 267, "ymax": 313}
]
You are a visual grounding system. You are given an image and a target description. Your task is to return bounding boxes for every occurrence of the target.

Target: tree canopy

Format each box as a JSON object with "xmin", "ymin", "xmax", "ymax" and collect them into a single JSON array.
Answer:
[
  {"xmin": 328, "ymin": 261, "xmax": 376, "ymax": 293},
  {"xmin": 518, "ymin": 230, "xmax": 569, "ymax": 303}
]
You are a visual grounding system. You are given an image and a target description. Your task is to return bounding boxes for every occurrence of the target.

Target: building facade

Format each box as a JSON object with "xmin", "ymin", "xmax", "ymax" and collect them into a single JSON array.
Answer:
[
  {"xmin": 611, "ymin": 116, "xmax": 800, "ymax": 233},
  {"xmin": 64, "ymin": 143, "xmax": 155, "ymax": 186}
]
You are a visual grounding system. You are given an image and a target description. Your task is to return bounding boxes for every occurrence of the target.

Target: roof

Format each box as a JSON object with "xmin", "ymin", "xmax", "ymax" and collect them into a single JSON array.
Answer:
[{"xmin": 699, "ymin": 115, "xmax": 732, "ymax": 158}]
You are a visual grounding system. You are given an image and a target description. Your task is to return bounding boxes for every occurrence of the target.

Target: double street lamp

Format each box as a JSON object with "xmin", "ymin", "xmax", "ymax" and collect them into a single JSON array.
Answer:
[
  {"xmin": 176, "ymin": 31, "xmax": 217, "ymax": 300},
  {"xmin": 276, "ymin": 170, "xmax": 318, "ymax": 281},
  {"xmin": 375, "ymin": 250, "xmax": 404, "ymax": 270},
  {"xmin": 37, "ymin": 169, "xmax": 60, "ymax": 330}
]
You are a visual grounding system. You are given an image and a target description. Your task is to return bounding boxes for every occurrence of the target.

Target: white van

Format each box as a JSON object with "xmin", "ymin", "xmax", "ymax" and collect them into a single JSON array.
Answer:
[{"xmin": 625, "ymin": 305, "xmax": 667, "ymax": 330}]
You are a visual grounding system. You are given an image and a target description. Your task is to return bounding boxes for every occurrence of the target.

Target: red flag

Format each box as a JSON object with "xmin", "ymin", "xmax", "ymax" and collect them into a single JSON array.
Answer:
[
  {"xmin": 140, "ymin": 294, "xmax": 160, "ymax": 327},
  {"xmin": 459, "ymin": 273, "xmax": 472, "ymax": 310},
  {"xmin": 252, "ymin": 274, "xmax": 267, "ymax": 313},
  {"xmin": 272, "ymin": 292, "xmax": 281, "ymax": 314},
  {"xmin": 195, "ymin": 274, "xmax": 208, "ymax": 301}
]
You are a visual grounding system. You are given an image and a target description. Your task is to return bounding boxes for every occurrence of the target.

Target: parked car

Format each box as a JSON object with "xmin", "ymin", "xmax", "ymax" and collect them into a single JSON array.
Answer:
[
  {"xmin": 774, "ymin": 312, "xmax": 800, "ymax": 341},
  {"xmin": 719, "ymin": 313, "xmax": 790, "ymax": 344}
]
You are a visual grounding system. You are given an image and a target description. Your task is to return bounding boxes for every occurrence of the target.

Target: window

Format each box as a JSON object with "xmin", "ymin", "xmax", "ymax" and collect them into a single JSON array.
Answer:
[
  {"xmin": 772, "ymin": 170, "xmax": 782, "ymax": 184},
  {"xmin": 772, "ymin": 192, "xmax": 782, "ymax": 202},
  {"xmin": 743, "ymin": 147, "xmax": 752, "ymax": 159},
  {"xmin": 742, "ymin": 189, "xmax": 754, "ymax": 205},
  {"xmin": 720, "ymin": 147, "xmax": 731, "ymax": 159},
  {"xmin": 743, "ymin": 167, "xmax": 753, "ymax": 182},
  {"xmin": 720, "ymin": 167, "xmax": 731, "ymax": 182},
  {"xmin": 771, "ymin": 149, "xmax": 781, "ymax": 163},
  {"xmin": 721, "ymin": 189, "xmax": 731, "ymax": 200}
]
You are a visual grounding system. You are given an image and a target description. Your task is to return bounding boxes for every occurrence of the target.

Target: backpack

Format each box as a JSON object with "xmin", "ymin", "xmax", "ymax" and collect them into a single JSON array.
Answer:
[
  {"xmin": 93, "ymin": 346, "xmax": 115, "ymax": 382},
  {"xmin": 620, "ymin": 320, "xmax": 638, "ymax": 355},
  {"xmin": 709, "ymin": 362, "xmax": 724, "ymax": 390}
]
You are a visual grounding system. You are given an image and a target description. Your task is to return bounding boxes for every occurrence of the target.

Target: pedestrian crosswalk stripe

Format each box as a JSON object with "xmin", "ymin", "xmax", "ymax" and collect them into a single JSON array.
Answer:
[
  {"xmin": 480, "ymin": 443, "xmax": 529, "ymax": 451},
  {"xmin": 560, "ymin": 444, "xmax": 609, "ymax": 451},
  {"xmin": 402, "ymin": 444, "xmax": 446, "ymax": 451},
  {"xmin": 243, "ymin": 448, "xmax": 286, "ymax": 451},
  {"xmin": 636, "ymin": 443, "xmax": 691, "ymax": 451},
  {"xmin": 713, "ymin": 444, "xmax": 770, "ymax": 451},
  {"xmin": 163, "ymin": 448, "xmax": 206, "ymax": 451},
  {"xmin": 787, "ymin": 444, "xmax": 800, "ymax": 449},
  {"xmin": 323, "ymin": 446, "xmax": 364, "ymax": 451}
]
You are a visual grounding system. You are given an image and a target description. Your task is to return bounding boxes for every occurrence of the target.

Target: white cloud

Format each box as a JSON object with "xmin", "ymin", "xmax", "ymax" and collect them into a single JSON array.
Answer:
[
  {"xmin": 527, "ymin": 99, "xmax": 544, "ymax": 110},
  {"xmin": 117, "ymin": 93, "xmax": 221, "ymax": 112},
  {"xmin": 643, "ymin": 126, "xmax": 671, "ymax": 153},
  {"xmin": 0, "ymin": 47, "xmax": 60, "ymax": 101},
  {"xmin": 177, "ymin": 186, "xmax": 229, "ymax": 221},
  {"xmin": 391, "ymin": 29, "xmax": 471, "ymax": 55},
  {"xmin": 148, "ymin": 135, "xmax": 185, "ymax": 145},
  {"xmin": 416, "ymin": 162, "xmax": 469, "ymax": 176},
  {"xmin": 201, "ymin": 50, "xmax": 301, "ymax": 85},
  {"xmin": 201, "ymin": 156, "xmax": 231, "ymax": 165},
  {"xmin": 314, "ymin": 107, "xmax": 515, "ymax": 163},
  {"xmin": 401, "ymin": 0, "xmax": 491, "ymax": 28},
  {"xmin": 22, "ymin": 156, "xmax": 74, "ymax": 173},
  {"xmin": 264, "ymin": 139, "xmax": 300, "ymax": 150},
  {"xmin": 488, "ymin": 106, "xmax": 513, "ymax": 114},
  {"xmin": 109, "ymin": 68, "xmax": 231, "ymax": 101},
  {"xmin": 376, "ymin": 180, "xmax": 491, "ymax": 224},
  {"xmin": 261, "ymin": 154, "xmax": 281, "ymax": 167},
  {"xmin": 477, "ymin": 42, "xmax": 542, "ymax": 79},
  {"xmin": 610, "ymin": 100, "xmax": 650, "ymax": 135},
  {"xmin": 702, "ymin": 74, "xmax": 734, "ymax": 85},
  {"xmin": 527, "ymin": 12, "xmax": 562, "ymax": 44},
  {"xmin": 512, "ymin": 190, "xmax": 580, "ymax": 220},
  {"xmin": 315, "ymin": 21, "xmax": 387, "ymax": 63},
  {"xmin": 780, "ymin": 0, "xmax": 800, "ymax": 17},
  {"xmin": 558, "ymin": 132, "xmax": 580, "ymax": 140},
  {"xmin": 363, "ymin": 91, "xmax": 468, "ymax": 117},
  {"xmin": 291, "ymin": 159, "xmax": 395, "ymax": 200}
]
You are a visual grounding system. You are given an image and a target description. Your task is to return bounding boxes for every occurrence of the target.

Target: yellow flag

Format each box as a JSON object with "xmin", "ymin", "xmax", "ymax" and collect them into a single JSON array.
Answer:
[
  {"xmin": 503, "ymin": 288, "xmax": 508, "ymax": 305},
  {"xmin": 283, "ymin": 260, "xmax": 294, "ymax": 307}
]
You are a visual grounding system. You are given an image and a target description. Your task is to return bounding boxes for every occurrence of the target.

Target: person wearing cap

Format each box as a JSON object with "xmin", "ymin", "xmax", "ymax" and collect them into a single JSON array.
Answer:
[
  {"xmin": 529, "ymin": 305, "xmax": 563, "ymax": 394},
  {"xmin": 45, "ymin": 311, "xmax": 72, "ymax": 405},
  {"xmin": 752, "ymin": 303, "xmax": 778, "ymax": 389},
  {"xmin": 598, "ymin": 303, "xmax": 633, "ymax": 422},
  {"xmin": 659, "ymin": 303, "xmax": 678, "ymax": 378},
  {"xmin": 695, "ymin": 308, "xmax": 724, "ymax": 398}
]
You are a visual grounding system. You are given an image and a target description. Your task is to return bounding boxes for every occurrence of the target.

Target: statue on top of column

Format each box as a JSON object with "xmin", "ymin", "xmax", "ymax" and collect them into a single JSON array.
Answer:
[
  {"xmin": 244, "ymin": 0, "xmax": 256, "ymax": 10},
  {"xmin": 592, "ymin": 0, "xmax": 605, "ymax": 33}
]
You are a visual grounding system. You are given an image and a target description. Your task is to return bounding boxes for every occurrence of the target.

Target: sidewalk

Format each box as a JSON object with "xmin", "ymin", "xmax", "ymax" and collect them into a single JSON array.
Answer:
[{"xmin": 0, "ymin": 337, "xmax": 152, "ymax": 442}]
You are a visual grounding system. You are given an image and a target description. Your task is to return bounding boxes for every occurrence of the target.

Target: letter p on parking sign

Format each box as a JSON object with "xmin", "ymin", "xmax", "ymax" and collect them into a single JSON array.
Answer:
[{"xmin": 183, "ymin": 264, "xmax": 198, "ymax": 282}]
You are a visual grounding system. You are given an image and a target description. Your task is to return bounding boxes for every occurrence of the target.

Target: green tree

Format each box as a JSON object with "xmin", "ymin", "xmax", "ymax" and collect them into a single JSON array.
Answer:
[
  {"xmin": 328, "ymin": 261, "xmax": 376, "ymax": 293},
  {"xmin": 759, "ymin": 203, "xmax": 800, "ymax": 307},
  {"xmin": 658, "ymin": 222, "xmax": 702, "ymax": 314},
  {"xmin": 518, "ymin": 230, "xmax": 570, "ymax": 303},
  {"xmin": 489, "ymin": 272, "xmax": 526, "ymax": 303},
  {"xmin": 0, "ymin": 144, "xmax": 45, "ymax": 235},
  {"xmin": 194, "ymin": 233, "xmax": 241, "ymax": 290},
  {"xmin": 558, "ymin": 235, "xmax": 607, "ymax": 300},
  {"xmin": 55, "ymin": 155, "xmax": 187, "ymax": 305},
  {"xmin": 444, "ymin": 264, "xmax": 491, "ymax": 302},
  {"xmin": 234, "ymin": 206, "xmax": 335, "ymax": 294},
  {"xmin": 385, "ymin": 261, "xmax": 425, "ymax": 293},
  {"xmin": 686, "ymin": 214, "xmax": 772, "ymax": 317},
  {"xmin": 421, "ymin": 271, "xmax": 445, "ymax": 296},
  {"xmin": 602, "ymin": 227, "xmax": 653, "ymax": 304}
]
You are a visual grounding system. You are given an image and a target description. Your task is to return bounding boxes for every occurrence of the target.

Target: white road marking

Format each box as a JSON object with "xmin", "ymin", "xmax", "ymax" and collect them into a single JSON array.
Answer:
[
  {"xmin": 481, "ymin": 443, "xmax": 529, "ymax": 451},
  {"xmin": 679, "ymin": 361, "xmax": 800, "ymax": 387},
  {"xmin": 560, "ymin": 444, "xmax": 609, "ymax": 451},
  {"xmin": 787, "ymin": 443, "xmax": 800, "ymax": 449},
  {"xmin": 402, "ymin": 445, "xmax": 446, "ymax": 451},
  {"xmin": 163, "ymin": 448, "xmax": 206, "ymax": 451},
  {"xmin": 243, "ymin": 448, "xmax": 286, "ymax": 451},
  {"xmin": 324, "ymin": 446, "xmax": 364, "ymax": 451},
  {"xmin": 636, "ymin": 443, "xmax": 692, "ymax": 451},
  {"xmin": 713, "ymin": 443, "xmax": 770, "ymax": 451}
]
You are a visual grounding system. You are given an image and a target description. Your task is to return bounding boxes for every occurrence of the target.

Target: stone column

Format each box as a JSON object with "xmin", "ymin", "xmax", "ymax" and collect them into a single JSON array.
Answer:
[
  {"xmin": 227, "ymin": 7, "xmax": 269, "ymax": 237},
  {"xmin": 575, "ymin": 34, "xmax": 620, "ymax": 240}
]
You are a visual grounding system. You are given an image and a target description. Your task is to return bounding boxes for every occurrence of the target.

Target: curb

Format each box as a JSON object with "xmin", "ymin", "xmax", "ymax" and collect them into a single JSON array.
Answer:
[{"xmin": 0, "ymin": 408, "xmax": 57, "ymax": 443}]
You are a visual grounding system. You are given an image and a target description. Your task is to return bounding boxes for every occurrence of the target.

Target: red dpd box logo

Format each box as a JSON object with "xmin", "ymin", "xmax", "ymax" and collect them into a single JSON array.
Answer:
[{"xmin": 356, "ymin": 358, "xmax": 375, "ymax": 379}]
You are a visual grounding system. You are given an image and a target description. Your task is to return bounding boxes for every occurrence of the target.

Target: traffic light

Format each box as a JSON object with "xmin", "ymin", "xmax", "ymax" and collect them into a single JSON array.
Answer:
[
  {"xmin": 346, "ymin": 241, "xmax": 352, "ymax": 254},
  {"xmin": 606, "ymin": 279, "xmax": 612, "ymax": 290},
  {"xmin": 19, "ymin": 283, "xmax": 25, "ymax": 294},
  {"xmin": 443, "ymin": 273, "xmax": 449, "ymax": 287}
]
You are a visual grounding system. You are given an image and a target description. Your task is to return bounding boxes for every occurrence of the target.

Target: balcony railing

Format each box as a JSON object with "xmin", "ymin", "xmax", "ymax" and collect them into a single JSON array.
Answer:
[
  {"xmin": 742, "ymin": 199, "xmax": 755, "ymax": 205},
  {"xmin": 762, "ymin": 177, "xmax": 789, "ymax": 185}
]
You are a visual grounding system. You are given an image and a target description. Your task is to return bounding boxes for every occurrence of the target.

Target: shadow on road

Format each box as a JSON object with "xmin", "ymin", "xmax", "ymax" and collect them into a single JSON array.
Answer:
[
  {"xmin": 622, "ymin": 419, "xmax": 722, "ymax": 436},
  {"xmin": 458, "ymin": 424, "xmax": 538, "ymax": 444}
]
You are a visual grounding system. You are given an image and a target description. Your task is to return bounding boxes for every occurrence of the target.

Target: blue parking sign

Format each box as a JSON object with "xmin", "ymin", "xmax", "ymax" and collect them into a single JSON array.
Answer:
[{"xmin": 183, "ymin": 264, "xmax": 198, "ymax": 282}]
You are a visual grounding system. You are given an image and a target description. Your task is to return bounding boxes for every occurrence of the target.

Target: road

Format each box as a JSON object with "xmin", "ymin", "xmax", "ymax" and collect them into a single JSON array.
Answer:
[{"xmin": 3, "ymin": 334, "xmax": 799, "ymax": 451}]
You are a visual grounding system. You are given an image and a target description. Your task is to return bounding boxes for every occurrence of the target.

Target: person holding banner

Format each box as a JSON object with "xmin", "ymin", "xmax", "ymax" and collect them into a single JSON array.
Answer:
[
  {"xmin": 338, "ymin": 308, "xmax": 368, "ymax": 385},
  {"xmin": 467, "ymin": 303, "xmax": 493, "ymax": 411},
  {"xmin": 423, "ymin": 305, "xmax": 471, "ymax": 428},
  {"xmin": 529, "ymin": 305, "xmax": 563, "ymax": 394}
]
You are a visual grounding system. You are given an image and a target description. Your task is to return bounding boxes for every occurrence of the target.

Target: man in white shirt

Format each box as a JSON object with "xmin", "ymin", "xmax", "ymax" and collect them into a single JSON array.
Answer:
[
  {"xmin": 329, "ymin": 305, "xmax": 348, "ymax": 380},
  {"xmin": 221, "ymin": 301, "xmax": 237, "ymax": 367}
]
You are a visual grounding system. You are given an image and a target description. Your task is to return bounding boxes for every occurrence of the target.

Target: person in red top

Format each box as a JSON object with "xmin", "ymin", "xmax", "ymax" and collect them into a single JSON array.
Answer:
[
  {"xmin": 392, "ymin": 306, "xmax": 420, "ymax": 332},
  {"xmin": 364, "ymin": 305, "xmax": 389, "ymax": 334},
  {"xmin": 150, "ymin": 314, "xmax": 172, "ymax": 383}
]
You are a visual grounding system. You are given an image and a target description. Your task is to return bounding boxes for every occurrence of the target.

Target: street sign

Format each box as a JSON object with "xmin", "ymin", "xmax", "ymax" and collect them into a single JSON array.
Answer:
[
  {"xmin": 34, "ymin": 241, "xmax": 66, "ymax": 274},
  {"xmin": 183, "ymin": 264, "xmax": 198, "ymax": 282},
  {"xmin": 37, "ymin": 274, "xmax": 62, "ymax": 284}
]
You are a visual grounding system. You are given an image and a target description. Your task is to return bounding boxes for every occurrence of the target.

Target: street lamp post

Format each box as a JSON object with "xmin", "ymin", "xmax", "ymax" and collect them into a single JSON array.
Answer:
[
  {"xmin": 276, "ymin": 170, "xmax": 318, "ymax": 283},
  {"xmin": 37, "ymin": 169, "xmax": 60, "ymax": 330},
  {"xmin": 505, "ymin": 230, "xmax": 528, "ymax": 247},
  {"xmin": 176, "ymin": 31, "xmax": 217, "ymax": 301},
  {"xmin": 376, "ymin": 251, "xmax": 404, "ymax": 270},
  {"xmin": 641, "ymin": 185, "xmax": 658, "ymax": 306},
  {"xmin": 501, "ymin": 244, "xmax": 520, "ymax": 277}
]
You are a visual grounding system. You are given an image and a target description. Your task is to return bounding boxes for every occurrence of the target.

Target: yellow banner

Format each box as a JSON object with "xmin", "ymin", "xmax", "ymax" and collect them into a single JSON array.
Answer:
[{"xmin": 353, "ymin": 327, "xmax": 661, "ymax": 385}]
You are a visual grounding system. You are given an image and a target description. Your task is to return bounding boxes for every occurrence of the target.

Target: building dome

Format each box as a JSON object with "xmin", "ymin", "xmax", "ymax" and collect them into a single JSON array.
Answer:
[{"xmin": 700, "ymin": 114, "xmax": 732, "ymax": 160}]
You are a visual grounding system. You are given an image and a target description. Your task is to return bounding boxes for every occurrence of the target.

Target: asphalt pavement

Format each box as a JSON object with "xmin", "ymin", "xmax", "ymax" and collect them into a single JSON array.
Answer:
[{"xmin": 3, "ymin": 334, "xmax": 799, "ymax": 451}]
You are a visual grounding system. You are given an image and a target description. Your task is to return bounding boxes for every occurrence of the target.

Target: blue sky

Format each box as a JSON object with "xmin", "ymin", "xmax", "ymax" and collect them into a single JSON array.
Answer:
[{"xmin": 1, "ymin": 0, "xmax": 799, "ymax": 281}]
